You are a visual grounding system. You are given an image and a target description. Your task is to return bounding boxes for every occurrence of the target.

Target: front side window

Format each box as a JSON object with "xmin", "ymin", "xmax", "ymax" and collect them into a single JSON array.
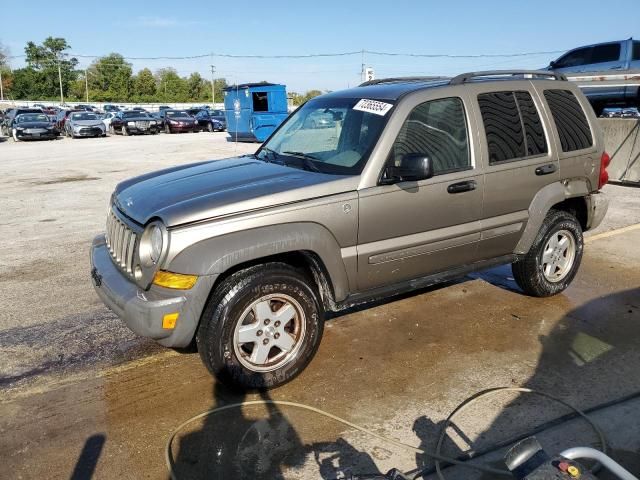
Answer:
[
  {"xmin": 633, "ymin": 41, "xmax": 640, "ymax": 61},
  {"xmin": 478, "ymin": 91, "xmax": 548, "ymax": 164},
  {"xmin": 388, "ymin": 97, "xmax": 470, "ymax": 176},
  {"xmin": 543, "ymin": 89, "xmax": 593, "ymax": 152},
  {"xmin": 554, "ymin": 47, "xmax": 591, "ymax": 68},
  {"xmin": 257, "ymin": 96, "xmax": 391, "ymax": 175}
]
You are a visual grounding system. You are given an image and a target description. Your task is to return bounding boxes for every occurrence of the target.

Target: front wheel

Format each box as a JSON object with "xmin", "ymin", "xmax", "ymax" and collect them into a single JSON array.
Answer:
[
  {"xmin": 197, "ymin": 263, "xmax": 324, "ymax": 390},
  {"xmin": 121, "ymin": 126, "xmax": 128, "ymax": 136},
  {"xmin": 207, "ymin": 123, "xmax": 213, "ymax": 132},
  {"xmin": 165, "ymin": 124, "xmax": 171, "ymax": 134},
  {"xmin": 12, "ymin": 128, "xmax": 19, "ymax": 142},
  {"xmin": 512, "ymin": 210, "xmax": 583, "ymax": 297}
]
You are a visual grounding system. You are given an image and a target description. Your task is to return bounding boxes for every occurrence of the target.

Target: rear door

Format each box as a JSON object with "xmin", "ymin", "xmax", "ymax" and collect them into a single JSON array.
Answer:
[
  {"xmin": 356, "ymin": 93, "xmax": 484, "ymax": 291},
  {"xmin": 472, "ymin": 85, "xmax": 559, "ymax": 259}
]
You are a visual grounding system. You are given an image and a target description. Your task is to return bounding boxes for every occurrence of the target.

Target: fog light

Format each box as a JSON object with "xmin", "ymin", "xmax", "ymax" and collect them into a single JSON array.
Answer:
[
  {"xmin": 153, "ymin": 270, "xmax": 198, "ymax": 289},
  {"xmin": 162, "ymin": 312, "xmax": 179, "ymax": 329}
]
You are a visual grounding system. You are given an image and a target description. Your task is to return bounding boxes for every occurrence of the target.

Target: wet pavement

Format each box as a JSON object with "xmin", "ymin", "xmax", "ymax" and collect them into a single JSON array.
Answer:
[{"xmin": 2, "ymin": 225, "xmax": 640, "ymax": 479}]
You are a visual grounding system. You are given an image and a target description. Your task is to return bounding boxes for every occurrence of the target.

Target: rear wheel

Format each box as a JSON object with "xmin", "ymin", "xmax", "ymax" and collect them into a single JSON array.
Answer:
[
  {"xmin": 197, "ymin": 263, "xmax": 324, "ymax": 390},
  {"xmin": 12, "ymin": 128, "xmax": 19, "ymax": 142},
  {"xmin": 512, "ymin": 210, "xmax": 583, "ymax": 297},
  {"xmin": 207, "ymin": 123, "xmax": 213, "ymax": 132},
  {"xmin": 165, "ymin": 124, "xmax": 171, "ymax": 134},
  {"xmin": 121, "ymin": 126, "xmax": 128, "ymax": 136}
]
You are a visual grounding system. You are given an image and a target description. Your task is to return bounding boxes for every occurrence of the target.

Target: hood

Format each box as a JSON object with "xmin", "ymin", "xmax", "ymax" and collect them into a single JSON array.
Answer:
[
  {"xmin": 71, "ymin": 119, "xmax": 104, "ymax": 127},
  {"xmin": 114, "ymin": 156, "xmax": 357, "ymax": 226}
]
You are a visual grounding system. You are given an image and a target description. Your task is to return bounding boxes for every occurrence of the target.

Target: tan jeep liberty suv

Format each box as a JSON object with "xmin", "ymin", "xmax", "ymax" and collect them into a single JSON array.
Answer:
[{"xmin": 90, "ymin": 70, "xmax": 610, "ymax": 389}]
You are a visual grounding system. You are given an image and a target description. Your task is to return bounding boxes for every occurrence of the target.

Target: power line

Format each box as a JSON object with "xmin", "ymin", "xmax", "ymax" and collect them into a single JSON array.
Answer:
[{"xmin": 7, "ymin": 48, "xmax": 567, "ymax": 61}]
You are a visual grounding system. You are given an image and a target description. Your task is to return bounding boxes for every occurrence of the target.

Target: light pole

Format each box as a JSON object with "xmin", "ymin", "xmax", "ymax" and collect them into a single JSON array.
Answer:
[
  {"xmin": 210, "ymin": 65, "xmax": 216, "ymax": 106},
  {"xmin": 57, "ymin": 58, "xmax": 64, "ymax": 105},
  {"xmin": 84, "ymin": 69, "xmax": 89, "ymax": 103}
]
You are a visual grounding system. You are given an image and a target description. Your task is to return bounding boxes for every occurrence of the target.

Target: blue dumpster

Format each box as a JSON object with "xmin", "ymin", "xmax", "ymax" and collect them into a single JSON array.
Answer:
[{"xmin": 224, "ymin": 82, "xmax": 289, "ymax": 142}]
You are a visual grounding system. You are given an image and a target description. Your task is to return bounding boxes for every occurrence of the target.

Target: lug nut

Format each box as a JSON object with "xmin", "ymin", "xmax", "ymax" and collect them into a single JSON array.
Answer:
[
  {"xmin": 263, "ymin": 338, "xmax": 269, "ymax": 345},
  {"xmin": 256, "ymin": 330, "xmax": 263, "ymax": 336},
  {"xmin": 264, "ymin": 319, "xmax": 270, "ymax": 325},
  {"xmin": 274, "ymin": 321, "xmax": 281, "ymax": 327},
  {"xmin": 274, "ymin": 333, "xmax": 280, "ymax": 339}
]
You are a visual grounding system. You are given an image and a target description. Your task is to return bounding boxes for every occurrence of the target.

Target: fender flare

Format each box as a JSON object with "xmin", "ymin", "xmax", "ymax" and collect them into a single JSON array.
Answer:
[
  {"xmin": 514, "ymin": 180, "xmax": 590, "ymax": 254},
  {"xmin": 167, "ymin": 222, "xmax": 352, "ymax": 302}
]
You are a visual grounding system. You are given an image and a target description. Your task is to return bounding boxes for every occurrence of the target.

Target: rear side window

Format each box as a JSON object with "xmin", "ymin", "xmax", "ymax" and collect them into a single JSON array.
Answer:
[
  {"xmin": 478, "ymin": 91, "xmax": 547, "ymax": 164},
  {"xmin": 389, "ymin": 97, "xmax": 470, "ymax": 175},
  {"xmin": 590, "ymin": 43, "xmax": 621, "ymax": 63},
  {"xmin": 633, "ymin": 41, "xmax": 640, "ymax": 61},
  {"xmin": 543, "ymin": 89, "xmax": 593, "ymax": 152}
]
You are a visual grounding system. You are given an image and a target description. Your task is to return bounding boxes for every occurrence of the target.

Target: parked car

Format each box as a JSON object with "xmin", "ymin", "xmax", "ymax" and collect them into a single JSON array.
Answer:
[
  {"xmin": 621, "ymin": 108, "xmax": 640, "ymax": 118},
  {"xmin": 194, "ymin": 109, "xmax": 226, "ymax": 132},
  {"xmin": 103, "ymin": 104, "xmax": 121, "ymax": 113},
  {"xmin": 131, "ymin": 107, "xmax": 147, "ymax": 113},
  {"xmin": 110, "ymin": 111, "xmax": 160, "ymax": 135},
  {"xmin": 90, "ymin": 70, "xmax": 610, "ymax": 389},
  {"xmin": 158, "ymin": 105, "xmax": 171, "ymax": 111},
  {"xmin": 65, "ymin": 111, "xmax": 107, "ymax": 138},
  {"xmin": 160, "ymin": 109, "xmax": 198, "ymax": 133},
  {"xmin": 547, "ymin": 38, "xmax": 640, "ymax": 115},
  {"xmin": 101, "ymin": 112, "xmax": 117, "ymax": 130},
  {"xmin": 1, "ymin": 107, "xmax": 43, "ymax": 136},
  {"xmin": 9, "ymin": 113, "xmax": 59, "ymax": 141}
]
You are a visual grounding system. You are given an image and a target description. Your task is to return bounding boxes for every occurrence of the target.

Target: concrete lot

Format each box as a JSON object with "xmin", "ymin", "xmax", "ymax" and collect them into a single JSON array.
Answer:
[{"xmin": 1, "ymin": 133, "xmax": 640, "ymax": 479}]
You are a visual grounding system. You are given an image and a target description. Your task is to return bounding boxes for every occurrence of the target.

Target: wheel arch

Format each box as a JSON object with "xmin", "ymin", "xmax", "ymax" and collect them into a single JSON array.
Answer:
[{"xmin": 515, "ymin": 180, "xmax": 591, "ymax": 254}]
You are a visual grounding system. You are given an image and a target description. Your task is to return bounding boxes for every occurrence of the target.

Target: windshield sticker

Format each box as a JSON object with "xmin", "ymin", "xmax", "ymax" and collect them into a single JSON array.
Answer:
[{"xmin": 353, "ymin": 99, "xmax": 393, "ymax": 116}]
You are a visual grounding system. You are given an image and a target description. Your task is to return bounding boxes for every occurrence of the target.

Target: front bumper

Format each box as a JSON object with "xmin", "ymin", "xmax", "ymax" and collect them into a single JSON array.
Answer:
[
  {"xmin": 16, "ymin": 129, "xmax": 58, "ymax": 139},
  {"xmin": 587, "ymin": 191, "xmax": 609, "ymax": 230},
  {"xmin": 168, "ymin": 124, "xmax": 196, "ymax": 132},
  {"xmin": 74, "ymin": 127, "xmax": 104, "ymax": 137},
  {"xmin": 90, "ymin": 235, "xmax": 217, "ymax": 348},
  {"xmin": 128, "ymin": 126, "xmax": 159, "ymax": 134}
]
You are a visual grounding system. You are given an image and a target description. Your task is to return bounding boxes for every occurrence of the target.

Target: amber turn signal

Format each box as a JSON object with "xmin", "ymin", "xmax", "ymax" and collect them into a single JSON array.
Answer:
[{"xmin": 153, "ymin": 270, "xmax": 198, "ymax": 290}]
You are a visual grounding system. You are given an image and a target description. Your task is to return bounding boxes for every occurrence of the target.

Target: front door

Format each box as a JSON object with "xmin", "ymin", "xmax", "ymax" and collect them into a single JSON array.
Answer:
[{"xmin": 356, "ymin": 96, "xmax": 484, "ymax": 292}]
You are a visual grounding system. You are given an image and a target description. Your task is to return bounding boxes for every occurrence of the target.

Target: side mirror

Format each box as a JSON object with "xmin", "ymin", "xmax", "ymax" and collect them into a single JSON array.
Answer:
[{"xmin": 383, "ymin": 154, "xmax": 434, "ymax": 183}]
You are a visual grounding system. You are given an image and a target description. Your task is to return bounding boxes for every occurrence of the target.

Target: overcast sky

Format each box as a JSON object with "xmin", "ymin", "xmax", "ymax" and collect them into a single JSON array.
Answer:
[{"xmin": 2, "ymin": 0, "xmax": 639, "ymax": 93}]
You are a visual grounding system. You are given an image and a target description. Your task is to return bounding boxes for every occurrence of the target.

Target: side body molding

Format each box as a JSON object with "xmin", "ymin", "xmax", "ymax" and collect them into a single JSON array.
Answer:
[
  {"xmin": 514, "ymin": 179, "xmax": 590, "ymax": 254},
  {"xmin": 167, "ymin": 222, "xmax": 352, "ymax": 302}
]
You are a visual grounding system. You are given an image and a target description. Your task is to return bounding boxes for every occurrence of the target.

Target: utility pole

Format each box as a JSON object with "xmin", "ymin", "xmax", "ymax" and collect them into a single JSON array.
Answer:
[
  {"xmin": 361, "ymin": 49, "xmax": 365, "ymax": 83},
  {"xmin": 57, "ymin": 58, "xmax": 64, "ymax": 105},
  {"xmin": 84, "ymin": 69, "xmax": 89, "ymax": 103},
  {"xmin": 210, "ymin": 65, "xmax": 216, "ymax": 106}
]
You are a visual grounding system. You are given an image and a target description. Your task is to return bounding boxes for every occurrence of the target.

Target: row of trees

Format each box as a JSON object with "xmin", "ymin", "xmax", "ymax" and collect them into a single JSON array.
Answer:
[
  {"xmin": 0, "ymin": 37, "xmax": 228, "ymax": 103},
  {"xmin": 0, "ymin": 38, "xmax": 326, "ymax": 105}
]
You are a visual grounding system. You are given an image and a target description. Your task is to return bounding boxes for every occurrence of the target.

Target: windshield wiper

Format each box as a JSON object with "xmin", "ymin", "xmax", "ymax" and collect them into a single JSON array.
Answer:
[
  {"xmin": 281, "ymin": 151, "xmax": 322, "ymax": 172},
  {"xmin": 258, "ymin": 147, "xmax": 283, "ymax": 164}
]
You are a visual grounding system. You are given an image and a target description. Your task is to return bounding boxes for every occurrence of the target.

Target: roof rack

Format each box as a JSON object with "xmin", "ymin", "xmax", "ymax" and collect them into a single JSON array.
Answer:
[
  {"xmin": 449, "ymin": 70, "xmax": 567, "ymax": 85},
  {"xmin": 359, "ymin": 76, "xmax": 449, "ymax": 87}
]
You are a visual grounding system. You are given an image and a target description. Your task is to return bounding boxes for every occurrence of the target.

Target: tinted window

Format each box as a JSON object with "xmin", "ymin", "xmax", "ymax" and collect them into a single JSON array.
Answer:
[
  {"xmin": 591, "ymin": 43, "xmax": 621, "ymax": 63},
  {"xmin": 390, "ymin": 97, "xmax": 470, "ymax": 175},
  {"xmin": 514, "ymin": 92, "xmax": 548, "ymax": 156},
  {"xmin": 478, "ymin": 92, "xmax": 525, "ymax": 163},
  {"xmin": 633, "ymin": 41, "xmax": 640, "ymax": 61},
  {"xmin": 544, "ymin": 89, "xmax": 593, "ymax": 152},
  {"xmin": 555, "ymin": 47, "xmax": 591, "ymax": 68}
]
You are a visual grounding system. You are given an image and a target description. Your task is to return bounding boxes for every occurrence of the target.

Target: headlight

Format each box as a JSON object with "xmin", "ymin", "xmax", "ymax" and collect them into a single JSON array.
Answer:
[
  {"xmin": 139, "ymin": 222, "xmax": 166, "ymax": 268},
  {"xmin": 150, "ymin": 120, "xmax": 157, "ymax": 125},
  {"xmin": 127, "ymin": 121, "xmax": 135, "ymax": 126}
]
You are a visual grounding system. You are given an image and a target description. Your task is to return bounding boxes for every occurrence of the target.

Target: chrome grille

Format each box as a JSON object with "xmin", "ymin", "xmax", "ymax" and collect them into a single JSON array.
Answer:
[
  {"xmin": 135, "ymin": 120, "xmax": 150, "ymax": 129},
  {"xmin": 105, "ymin": 209, "xmax": 137, "ymax": 276}
]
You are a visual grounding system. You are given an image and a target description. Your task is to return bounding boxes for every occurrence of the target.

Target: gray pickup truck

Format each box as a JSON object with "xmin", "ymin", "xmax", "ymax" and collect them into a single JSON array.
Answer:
[
  {"xmin": 547, "ymin": 38, "xmax": 640, "ymax": 115},
  {"xmin": 91, "ymin": 71, "xmax": 610, "ymax": 389}
]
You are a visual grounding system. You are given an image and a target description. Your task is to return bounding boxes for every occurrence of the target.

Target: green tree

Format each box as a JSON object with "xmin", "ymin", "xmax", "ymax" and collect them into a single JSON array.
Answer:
[
  {"xmin": 155, "ymin": 68, "xmax": 188, "ymax": 102},
  {"xmin": 291, "ymin": 89, "xmax": 323, "ymax": 106},
  {"xmin": 187, "ymin": 72, "xmax": 206, "ymax": 101},
  {"xmin": 213, "ymin": 78, "xmax": 228, "ymax": 105},
  {"xmin": 24, "ymin": 37, "xmax": 78, "ymax": 100},
  {"xmin": 0, "ymin": 41, "xmax": 11, "ymax": 98},
  {"xmin": 134, "ymin": 68, "xmax": 157, "ymax": 100},
  {"xmin": 87, "ymin": 53, "xmax": 132, "ymax": 102}
]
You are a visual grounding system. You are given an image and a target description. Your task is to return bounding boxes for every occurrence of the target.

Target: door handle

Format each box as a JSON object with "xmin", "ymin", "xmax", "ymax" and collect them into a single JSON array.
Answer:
[
  {"xmin": 447, "ymin": 180, "xmax": 477, "ymax": 194},
  {"xmin": 535, "ymin": 164, "xmax": 557, "ymax": 176}
]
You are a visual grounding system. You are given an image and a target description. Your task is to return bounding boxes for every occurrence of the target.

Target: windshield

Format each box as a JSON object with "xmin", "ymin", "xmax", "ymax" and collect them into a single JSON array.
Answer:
[
  {"xmin": 123, "ymin": 111, "xmax": 149, "ymax": 118},
  {"xmin": 17, "ymin": 114, "xmax": 49, "ymax": 123},
  {"xmin": 166, "ymin": 110, "xmax": 190, "ymax": 117},
  {"xmin": 71, "ymin": 112, "xmax": 98, "ymax": 121},
  {"xmin": 257, "ymin": 96, "xmax": 392, "ymax": 175}
]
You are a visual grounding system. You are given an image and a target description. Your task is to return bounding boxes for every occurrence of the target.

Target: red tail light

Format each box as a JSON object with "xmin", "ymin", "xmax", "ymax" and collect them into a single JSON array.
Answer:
[{"xmin": 598, "ymin": 151, "xmax": 610, "ymax": 190}]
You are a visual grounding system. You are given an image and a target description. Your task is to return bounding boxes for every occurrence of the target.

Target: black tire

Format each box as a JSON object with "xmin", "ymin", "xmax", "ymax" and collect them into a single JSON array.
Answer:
[
  {"xmin": 512, "ymin": 210, "xmax": 583, "ymax": 297},
  {"xmin": 165, "ymin": 124, "xmax": 171, "ymax": 134},
  {"xmin": 197, "ymin": 262, "xmax": 324, "ymax": 390},
  {"xmin": 207, "ymin": 123, "xmax": 213, "ymax": 132}
]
